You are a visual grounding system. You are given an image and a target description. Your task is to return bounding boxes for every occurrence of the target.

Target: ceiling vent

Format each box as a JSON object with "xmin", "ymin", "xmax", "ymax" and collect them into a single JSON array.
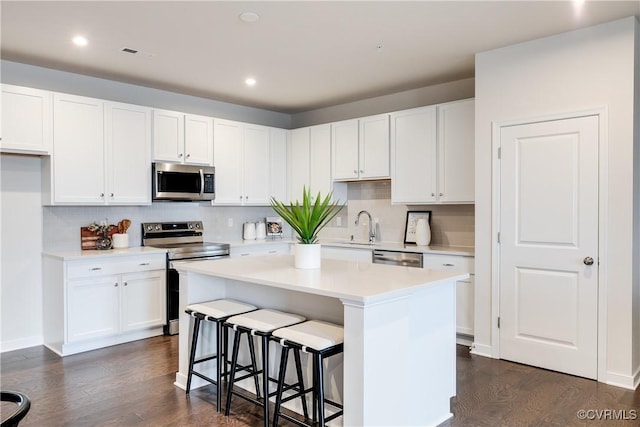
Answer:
[
  {"xmin": 120, "ymin": 47, "xmax": 156, "ymax": 58},
  {"xmin": 121, "ymin": 47, "xmax": 138, "ymax": 54}
]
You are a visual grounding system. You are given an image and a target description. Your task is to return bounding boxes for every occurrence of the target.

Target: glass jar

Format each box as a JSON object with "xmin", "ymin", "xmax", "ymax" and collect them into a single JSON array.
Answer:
[{"xmin": 96, "ymin": 236, "xmax": 112, "ymax": 250}]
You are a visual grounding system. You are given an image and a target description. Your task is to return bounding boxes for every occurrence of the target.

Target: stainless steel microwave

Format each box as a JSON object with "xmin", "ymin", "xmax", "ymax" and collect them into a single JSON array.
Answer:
[{"xmin": 152, "ymin": 163, "xmax": 215, "ymax": 201}]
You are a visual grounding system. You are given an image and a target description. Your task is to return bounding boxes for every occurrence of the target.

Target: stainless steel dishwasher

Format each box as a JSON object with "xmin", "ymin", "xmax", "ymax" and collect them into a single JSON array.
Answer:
[{"xmin": 372, "ymin": 249, "xmax": 423, "ymax": 268}]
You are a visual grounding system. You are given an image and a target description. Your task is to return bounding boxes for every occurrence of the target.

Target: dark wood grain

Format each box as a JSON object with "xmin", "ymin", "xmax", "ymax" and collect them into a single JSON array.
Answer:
[{"xmin": 1, "ymin": 337, "xmax": 638, "ymax": 426}]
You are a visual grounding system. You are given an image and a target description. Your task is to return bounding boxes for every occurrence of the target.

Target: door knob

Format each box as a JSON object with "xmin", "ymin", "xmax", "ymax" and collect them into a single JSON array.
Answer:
[{"xmin": 583, "ymin": 256, "xmax": 594, "ymax": 266}]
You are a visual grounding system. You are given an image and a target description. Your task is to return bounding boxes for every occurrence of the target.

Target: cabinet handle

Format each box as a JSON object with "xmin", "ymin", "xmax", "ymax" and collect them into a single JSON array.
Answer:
[
  {"xmin": 353, "ymin": 169, "xmax": 358, "ymax": 174},
  {"xmin": 240, "ymin": 253, "xmax": 250, "ymax": 257},
  {"xmin": 268, "ymin": 250, "xmax": 277, "ymax": 254},
  {"xmin": 431, "ymin": 193, "xmax": 435, "ymax": 197},
  {"xmin": 90, "ymin": 267, "xmax": 102, "ymax": 271},
  {"xmin": 245, "ymin": 196, "xmax": 248, "ymax": 200},
  {"xmin": 114, "ymin": 283, "xmax": 118, "ymax": 287},
  {"xmin": 359, "ymin": 169, "xmax": 364, "ymax": 173},
  {"xmin": 178, "ymin": 153, "xmax": 183, "ymax": 158},
  {"xmin": 443, "ymin": 263, "xmax": 455, "ymax": 267},
  {"xmin": 239, "ymin": 195, "xmax": 243, "ymax": 200},
  {"xmin": 123, "ymin": 282, "xmax": 128, "ymax": 286},
  {"xmin": 186, "ymin": 153, "xmax": 191, "ymax": 159},
  {"xmin": 110, "ymin": 193, "xmax": 114, "ymax": 197},
  {"xmin": 139, "ymin": 262, "xmax": 150, "ymax": 266},
  {"xmin": 100, "ymin": 193, "xmax": 105, "ymax": 198},
  {"xmin": 439, "ymin": 192, "xmax": 444, "ymax": 197}
]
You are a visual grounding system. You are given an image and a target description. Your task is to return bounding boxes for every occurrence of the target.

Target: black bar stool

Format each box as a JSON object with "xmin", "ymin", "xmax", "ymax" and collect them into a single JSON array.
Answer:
[
  {"xmin": 185, "ymin": 299, "xmax": 257, "ymax": 411},
  {"xmin": 271, "ymin": 320, "xmax": 344, "ymax": 427},
  {"xmin": 224, "ymin": 309, "xmax": 307, "ymax": 427}
]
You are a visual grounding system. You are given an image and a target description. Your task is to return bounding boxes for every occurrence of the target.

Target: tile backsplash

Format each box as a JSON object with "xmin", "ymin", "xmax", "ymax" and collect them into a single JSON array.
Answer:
[{"xmin": 43, "ymin": 180, "xmax": 474, "ymax": 252}]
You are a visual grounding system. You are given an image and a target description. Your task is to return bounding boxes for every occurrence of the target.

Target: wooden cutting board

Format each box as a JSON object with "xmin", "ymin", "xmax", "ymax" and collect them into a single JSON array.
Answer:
[{"xmin": 80, "ymin": 225, "xmax": 117, "ymax": 250}]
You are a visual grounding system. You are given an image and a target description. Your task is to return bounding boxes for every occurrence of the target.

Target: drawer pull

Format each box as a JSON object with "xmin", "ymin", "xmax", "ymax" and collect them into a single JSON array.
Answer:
[
  {"xmin": 139, "ymin": 262, "xmax": 150, "ymax": 266},
  {"xmin": 443, "ymin": 263, "xmax": 455, "ymax": 267},
  {"xmin": 268, "ymin": 250, "xmax": 277, "ymax": 254},
  {"xmin": 240, "ymin": 253, "xmax": 250, "ymax": 257},
  {"xmin": 90, "ymin": 267, "xmax": 102, "ymax": 271},
  {"xmin": 123, "ymin": 282, "xmax": 128, "ymax": 286},
  {"xmin": 114, "ymin": 283, "xmax": 118, "ymax": 287}
]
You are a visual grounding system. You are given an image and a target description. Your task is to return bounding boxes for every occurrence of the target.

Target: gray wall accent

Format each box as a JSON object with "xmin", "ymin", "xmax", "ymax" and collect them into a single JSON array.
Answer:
[
  {"xmin": 0, "ymin": 60, "xmax": 292, "ymax": 128},
  {"xmin": 290, "ymin": 78, "xmax": 475, "ymax": 128}
]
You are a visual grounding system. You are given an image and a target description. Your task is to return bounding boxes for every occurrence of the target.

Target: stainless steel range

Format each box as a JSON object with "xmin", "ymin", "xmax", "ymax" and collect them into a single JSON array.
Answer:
[{"xmin": 141, "ymin": 221, "xmax": 230, "ymax": 335}]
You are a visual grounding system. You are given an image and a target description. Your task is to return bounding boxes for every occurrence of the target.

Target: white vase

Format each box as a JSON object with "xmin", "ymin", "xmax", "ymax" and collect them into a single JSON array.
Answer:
[
  {"xmin": 295, "ymin": 243, "xmax": 321, "ymax": 269},
  {"xmin": 415, "ymin": 218, "xmax": 431, "ymax": 246}
]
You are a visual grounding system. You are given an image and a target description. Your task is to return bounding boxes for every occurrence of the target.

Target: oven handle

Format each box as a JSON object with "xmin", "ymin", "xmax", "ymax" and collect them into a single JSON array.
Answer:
[{"xmin": 169, "ymin": 255, "xmax": 228, "ymax": 269}]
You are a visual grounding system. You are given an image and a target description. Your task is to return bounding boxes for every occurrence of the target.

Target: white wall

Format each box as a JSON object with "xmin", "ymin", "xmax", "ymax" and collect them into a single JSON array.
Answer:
[
  {"xmin": 475, "ymin": 17, "xmax": 639, "ymax": 388},
  {"xmin": 1, "ymin": 155, "xmax": 44, "ymax": 351},
  {"xmin": 633, "ymin": 18, "xmax": 640, "ymax": 377}
]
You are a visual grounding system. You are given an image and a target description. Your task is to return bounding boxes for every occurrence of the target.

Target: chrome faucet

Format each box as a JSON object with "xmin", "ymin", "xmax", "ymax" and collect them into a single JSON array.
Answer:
[{"xmin": 355, "ymin": 210, "xmax": 376, "ymax": 243}]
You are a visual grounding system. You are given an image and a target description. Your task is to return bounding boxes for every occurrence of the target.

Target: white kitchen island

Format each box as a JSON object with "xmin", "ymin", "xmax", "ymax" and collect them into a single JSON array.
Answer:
[{"xmin": 174, "ymin": 254, "xmax": 468, "ymax": 427}]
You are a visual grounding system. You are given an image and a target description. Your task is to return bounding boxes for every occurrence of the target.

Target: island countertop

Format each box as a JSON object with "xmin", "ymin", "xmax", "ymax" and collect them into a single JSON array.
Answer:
[{"xmin": 173, "ymin": 254, "xmax": 469, "ymax": 305}]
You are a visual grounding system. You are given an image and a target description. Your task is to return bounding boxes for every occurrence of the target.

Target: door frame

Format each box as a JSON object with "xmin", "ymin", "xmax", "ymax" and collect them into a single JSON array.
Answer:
[{"xmin": 490, "ymin": 107, "xmax": 609, "ymax": 381}]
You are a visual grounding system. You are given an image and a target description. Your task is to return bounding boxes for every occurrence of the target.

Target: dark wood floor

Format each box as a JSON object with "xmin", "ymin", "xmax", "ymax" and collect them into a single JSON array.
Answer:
[{"xmin": 1, "ymin": 336, "xmax": 638, "ymax": 426}]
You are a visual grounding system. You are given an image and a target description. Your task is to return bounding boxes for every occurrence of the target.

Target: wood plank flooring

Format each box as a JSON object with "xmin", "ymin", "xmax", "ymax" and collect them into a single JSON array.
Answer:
[{"xmin": 1, "ymin": 336, "xmax": 638, "ymax": 426}]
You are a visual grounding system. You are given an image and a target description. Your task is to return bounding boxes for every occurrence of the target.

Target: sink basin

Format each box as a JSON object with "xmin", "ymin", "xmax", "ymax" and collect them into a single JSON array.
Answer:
[{"xmin": 329, "ymin": 240, "xmax": 374, "ymax": 246}]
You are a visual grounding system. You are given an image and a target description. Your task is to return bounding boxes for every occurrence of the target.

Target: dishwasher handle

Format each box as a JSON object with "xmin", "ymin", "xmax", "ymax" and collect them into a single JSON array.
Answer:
[{"xmin": 372, "ymin": 250, "xmax": 423, "ymax": 268}]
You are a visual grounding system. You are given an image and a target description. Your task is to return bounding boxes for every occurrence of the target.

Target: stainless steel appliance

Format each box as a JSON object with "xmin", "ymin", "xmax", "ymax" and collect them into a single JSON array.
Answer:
[
  {"xmin": 141, "ymin": 221, "xmax": 230, "ymax": 335},
  {"xmin": 372, "ymin": 249, "xmax": 423, "ymax": 268},
  {"xmin": 152, "ymin": 162, "xmax": 215, "ymax": 201}
]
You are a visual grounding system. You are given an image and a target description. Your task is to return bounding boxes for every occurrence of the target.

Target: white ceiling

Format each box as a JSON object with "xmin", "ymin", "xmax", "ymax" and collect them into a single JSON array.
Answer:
[{"xmin": 1, "ymin": 1, "xmax": 639, "ymax": 114}]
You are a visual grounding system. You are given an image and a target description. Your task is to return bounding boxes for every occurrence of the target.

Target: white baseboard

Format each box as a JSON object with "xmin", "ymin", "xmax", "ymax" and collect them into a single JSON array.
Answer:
[
  {"xmin": 604, "ymin": 367, "xmax": 640, "ymax": 390},
  {"xmin": 469, "ymin": 342, "xmax": 494, "ymax": 358},
  {"xmin": 0, "ymin": 335, "xmax": 43, "ymax": 353}
]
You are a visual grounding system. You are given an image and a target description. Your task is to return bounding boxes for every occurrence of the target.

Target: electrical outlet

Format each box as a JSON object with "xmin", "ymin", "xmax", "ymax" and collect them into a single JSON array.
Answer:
[
  {"xmin": 336, "ymin": 217, "xmax": 342, "ymax": 226},
  {"xmin": 227, "ymin": 218, "xmax": 233, "ymax": 227}
]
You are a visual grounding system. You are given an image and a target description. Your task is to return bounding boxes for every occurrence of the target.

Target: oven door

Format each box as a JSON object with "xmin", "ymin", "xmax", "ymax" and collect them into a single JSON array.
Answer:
[{"xmin": 165, "ymin": 254, "xmax": 228, "ymax": 335}]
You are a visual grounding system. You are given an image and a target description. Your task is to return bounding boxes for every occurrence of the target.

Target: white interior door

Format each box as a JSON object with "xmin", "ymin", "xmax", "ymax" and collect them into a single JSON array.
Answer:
[{"xmin": 499, "ymin": 115, "xmax": 599, "ymax": 379}]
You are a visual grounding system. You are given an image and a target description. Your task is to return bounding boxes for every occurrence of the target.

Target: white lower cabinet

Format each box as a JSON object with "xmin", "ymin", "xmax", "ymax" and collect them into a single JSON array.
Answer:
[
  {"xmin": 423, "ymin": 253, "xmax": 475, "ymax": 338},
  {"xmin": 44, "ymin": 253, "xmax": 166, "ymax": 356},
  {"xmin": 321, "ymin": 246, "xmax": 373, "ymax": 262},
  {"xmin": 230, "ymin": 243, "xmax": 292, "ymax": 258}
]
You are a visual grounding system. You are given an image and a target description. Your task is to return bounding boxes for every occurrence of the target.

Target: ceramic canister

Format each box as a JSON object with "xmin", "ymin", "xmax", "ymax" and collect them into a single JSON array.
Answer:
[
  {"xmin": 243, "ymin": 222, "xmax": 256, "ymax": 240},
  {"xmin": 415, "ymin": 218, "xmax": 431, "ymax": 246}
]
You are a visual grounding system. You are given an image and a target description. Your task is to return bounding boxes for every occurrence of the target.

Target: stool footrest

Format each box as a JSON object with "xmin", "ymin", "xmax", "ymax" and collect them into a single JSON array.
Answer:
[
  {"xmin": 193, "ymin": 354, "xmax": 218, "ymax": 365},
  {"xmin": 190, "ymin": 371, "xmax": 218, "ymax": 386}
]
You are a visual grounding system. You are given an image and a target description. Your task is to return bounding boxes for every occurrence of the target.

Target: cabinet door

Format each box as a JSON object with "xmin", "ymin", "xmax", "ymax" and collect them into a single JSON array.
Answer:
[
  {"xmin": 152, "ymin": 109, "xmax": 184, "ymax": 163},
  {"xmin": 105, "ymin": 102, "xmax": 152, "ymax": 205},
  {"xmin": 390, "ymin": 106, "xmax": 437, "ymax": 204},
  {"xmin": 359, "ymin": 114, "xmax": 390, "ymax": 179},
  {"xmin": 121, "ymin": 270, "xmax": 165, "ymax": 331},
  {"xmin": 331, "ymin": 119, "xmax": 359, "ymax": 180},
  {"xmin": 269, "ymin": 128, "xmax": 288, "ymax": 202},
  {"xmin": 1, "ymin": 84, "xmax": 53, "ymax": 154},
  {"xmin": 456, "ymin": 277, "xmax": 475, "ymax": 336},
  {"xmin": 67, "ymin": 275, "xmax": 120, "ymax": 342},
  {"xmin": 213, "ymin": 119, "xmax": 243, "ymax": 204},
  {"xmin": 287, "ymin": 127, "xmax": 310, "ymax": 201},
  {"xmin": 184, "ymin": 114, "xmax": 213, "ymax": 166},
  {"xmin": 53, "ymin": 93, "xmax": 105, "ymax": 204},
  {"xmin": 437, "ymin": 99, "xmax": 475, "ymax": 203},
  {"xmin": 309, "ymin": 124, "xmax": 332, "ymax": 198},
  {"xmin": 243, "ymin": 124, "xmax": 270, "ymax": 205}
]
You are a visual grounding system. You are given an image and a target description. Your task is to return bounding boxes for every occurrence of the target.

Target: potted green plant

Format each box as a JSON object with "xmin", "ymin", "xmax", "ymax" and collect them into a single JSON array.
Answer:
[{"xmin": 270, "ymin": 186, "xmax": 344, "ymax": 269}]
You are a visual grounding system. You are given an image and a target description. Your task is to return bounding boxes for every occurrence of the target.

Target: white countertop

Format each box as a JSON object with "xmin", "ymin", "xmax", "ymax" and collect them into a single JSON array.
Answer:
[
  {"xmin": 43, "ymin": 246, "xmax": 167, "ymax": 261},
  {"xmin": 174, "ymin": 254, "xmax": 469, "ymax": 305},
  {"xmin": 320, "ymin": 239, "xmax": 475, "ymax": 256}
]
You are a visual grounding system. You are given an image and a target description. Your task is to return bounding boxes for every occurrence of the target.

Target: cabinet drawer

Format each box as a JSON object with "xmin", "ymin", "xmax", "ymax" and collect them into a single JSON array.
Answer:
[
  {"xmin": 423, "ymin": 254, "xmax": 474, "ymax": 274},
  {"xmin": 67, "ymin": 255, "xmax": 165, "ymax": 279}
]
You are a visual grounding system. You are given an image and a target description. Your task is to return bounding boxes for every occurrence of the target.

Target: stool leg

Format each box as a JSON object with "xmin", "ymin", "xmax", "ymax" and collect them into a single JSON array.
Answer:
[
  {"xmin": 261, "ymin": 335, "xmax": 270, "ymax": 427},
  {"xmin": 215, "ymin": 321, "xmax": 223, "ymax": 412},
  {"xmin": 316, "ymin": 353, "xmax": 325, "ymax": 427},
  {"xmin": 312, "ymin": 355, "xmax": 318, "ymax": 423},
  {"xmin": 293, "ymin": 349, "xmax": 309, "ymax": 420},
  {"xmin": 224, "ymin": 329, "xmax": 243, "ymax": 416},
  {"xmin": 247, "ymin": 334, "xmax": 262, "ymax": 400},
  {"xmin": 186, "ymin": 315, "xmax": 201, "ymax": 394},
  {"xmin": 272, "ymin": 346, "xmax": 290, "ymax": 427},
  {"xmin": 222, "ymin": 325, "xmax": 229, "ymax": 381}
]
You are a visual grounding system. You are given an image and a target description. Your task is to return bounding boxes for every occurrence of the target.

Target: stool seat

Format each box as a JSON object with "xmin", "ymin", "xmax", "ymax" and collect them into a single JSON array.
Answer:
[
  {"xmin": 186, "ymin": 299, "xmax": 257, "ymax": 320},
  {"xmin": 273, "ymin": 320, "xmax": 344, "ymax": 351},
  {"xmin": 227, "ymin": 309, "xmax": 305, "ymax": 333}
]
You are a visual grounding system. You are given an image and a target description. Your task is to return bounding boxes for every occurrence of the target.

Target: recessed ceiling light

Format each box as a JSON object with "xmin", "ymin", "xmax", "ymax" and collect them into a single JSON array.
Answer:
[
  {"xmin": 239, "ymin": 12, "xmax": 260, "ymax": 23},
  {"xmin": 72, "ymin": 35, "xmax": 88, "ymax": 47},
  {"xmin": 245, "ymin": 78, "xmax": 257, "ymax": 86}
]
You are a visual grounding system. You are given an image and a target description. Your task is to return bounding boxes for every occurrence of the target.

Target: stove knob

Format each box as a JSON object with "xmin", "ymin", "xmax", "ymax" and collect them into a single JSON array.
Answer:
[
  {"xmin": 188, "ymin": 223, "xmax": 194, "ymax": 229},
  {"xmin": 146, "ymin": 225, "xmax": 153, "ymax": 231},
  {"xmin": 155, "ymin": 224, "xmax": 160, "ymax": 231},
  {"xmin": 195, "ymin": 223, "xmax": 200, "ymax": 229}
]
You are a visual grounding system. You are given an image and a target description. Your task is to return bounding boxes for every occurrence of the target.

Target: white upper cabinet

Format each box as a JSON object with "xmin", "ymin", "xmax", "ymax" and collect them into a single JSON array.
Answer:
[
  {"xmin": 105, "ymin": 102, "xmax": 152, "ymax": 205},
  {"xmin": 1, "ymin": 84, "xmax": 53, "ymax": 155},
  {"xmin": 437, "ymin": 99, "xmax": 475, "ymax": 203},
  {"xmin": 269, "ymin": 128, "xmax": 288, "ymax": 203},
  {"xmin": 152, "ymin": 109, "xmax": 213, "ymax": 166},
  {"xmin": 390, "ymin": 99, "xmax": 474, "ymax": 204},
  {"xmin": 48, "ymin": 93, "xmax": 105, "ymax": 205},
  {"xmin": 44, "ymin": 93, "xmax": 151, "ymax": 205},
  {"xmin": 287, "ymin": 124, "xmax": 334, "ymax": 201},
  {"xmin": 212, "ymin": 119, "xmax": 270, "ymax": 205},
  {"xmin": 332, "ymin": 114, "xmax": 389, "ymax": 181}
]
